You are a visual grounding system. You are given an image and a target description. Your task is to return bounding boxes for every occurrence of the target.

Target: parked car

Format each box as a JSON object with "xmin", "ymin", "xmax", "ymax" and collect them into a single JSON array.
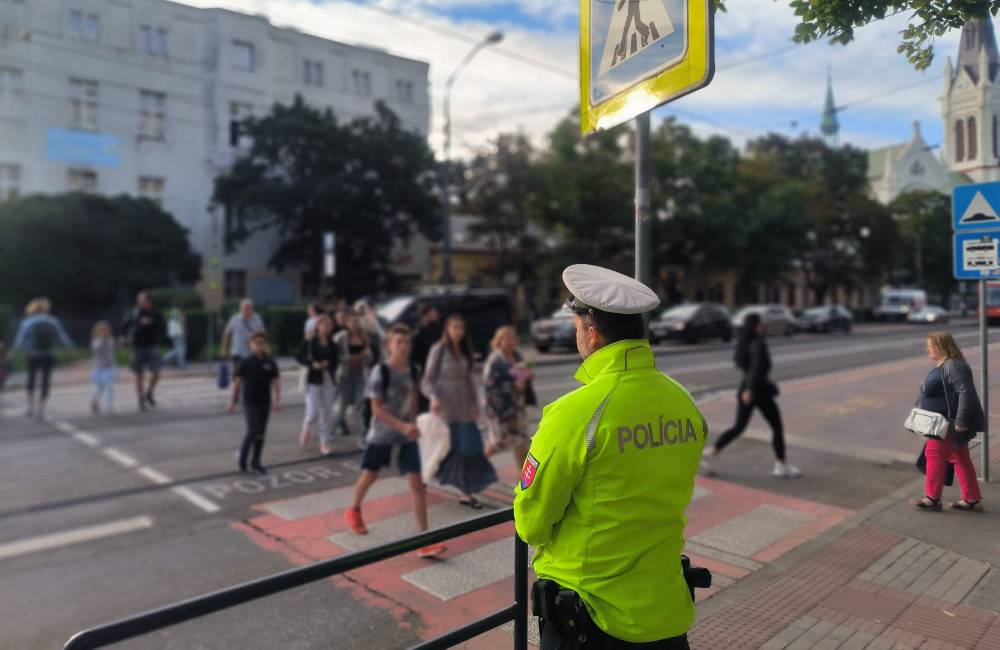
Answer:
[
  {"xmin": 797, "ymin": 305, "xmax": 853, "ymax": 334},
  {"xmin": 908, "ymin": 305, "xmax": 950, "ymax": 324},
  {"xmin": 375, "ymin": 287, "xmax": 513, "ymax": 358},
  {"xmin": 650, "ymin": 303, "xmax": 732, "ymax": 344},
  {"xmin": 530, "ymin": 308, "xmax": 576, "ymax": 352},
  {"xmin": 732, "ymin": 304, "xmax": 797, "ymax": 337}
]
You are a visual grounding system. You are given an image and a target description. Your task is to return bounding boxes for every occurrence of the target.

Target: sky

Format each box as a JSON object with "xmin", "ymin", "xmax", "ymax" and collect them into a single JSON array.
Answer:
[{"xmin": 179, "ymin": 0, "xmax": 969, "ymax": 159}]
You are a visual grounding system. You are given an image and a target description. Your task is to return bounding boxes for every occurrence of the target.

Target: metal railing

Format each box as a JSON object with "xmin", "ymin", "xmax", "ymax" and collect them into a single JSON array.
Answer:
[{"xmin": 64, "ymin": 508, "xmax": 528, "ymax": 650}]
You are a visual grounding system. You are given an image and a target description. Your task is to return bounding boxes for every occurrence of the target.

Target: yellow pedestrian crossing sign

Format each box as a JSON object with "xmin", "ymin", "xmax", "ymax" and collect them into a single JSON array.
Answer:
[{"xmin": 581, "ymin": 0, "xmax": 714, "ymax": 134}]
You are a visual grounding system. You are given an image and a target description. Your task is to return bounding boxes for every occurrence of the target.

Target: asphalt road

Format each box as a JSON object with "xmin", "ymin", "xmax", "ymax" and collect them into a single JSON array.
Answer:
[{"xmin": 0, "ymin": 319, "xmax": 987, "ymax": 648}]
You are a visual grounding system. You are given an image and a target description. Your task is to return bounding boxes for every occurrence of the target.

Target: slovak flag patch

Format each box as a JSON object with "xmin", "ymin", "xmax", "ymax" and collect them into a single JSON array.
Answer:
[{"xmin": 520, "ymin": 453, "xmax": 540, "ymax": 490}]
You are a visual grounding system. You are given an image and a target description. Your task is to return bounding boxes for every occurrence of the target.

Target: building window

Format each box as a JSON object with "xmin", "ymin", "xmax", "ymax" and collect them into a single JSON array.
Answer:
[
  {"xmin": 0, "ymin": 67, "xmax": 24, "ymax": 113},
  {"xmin": 139, "ymin": 26, "xmax": 168, "ymax": 57},
  {"xmin": 303, "ymin": 59, "xmax": 323, "ymax": 86},
  {"xmin": 396, "ymin": 79, "xmax": 414, "ymax": 104},
  {"xmin": 351, "ymin": 69, "xmax": 371, "ymax": 97},
  {"xmin": 0, "ymin": 163, "xmax": 21, "ymax": 201},
  {"xmin": 139, "ymin": 90, "xmax": 166, "ymax": 139},
  {"xmin": 224, "ymin": 270, "xmax": 247, "ymax": 300},
  {"xmin": 69, "ymin": 79, "xmax": 98, "ymax": 131},
  {"xmin": 910, "ymin": 160, "xmax": 925, "ymax": 176},
  {"xmin": 232, "ymin": 41, "xmax": 255, "ymax": 71},
  {"xmin": 955, "ymin": 120, "xmax": 965, "ymax": 162},
  {"xmin": 229, "ymin": 101, "xmax": 252, "ymax": 147},
  {"xmin": 968, "ymin": 116, "xmax": 978, "ymax": 160},
  {"xmin": 138, "ymin": 176, "xmax": 164, "ymax": 207},
  {"xmin": 67, "ymin": 168, "xmax": 97, "ymax": 193},
  {"xmin": 70, "ymin": 11, "xmax": 100, "ymax": 42}
]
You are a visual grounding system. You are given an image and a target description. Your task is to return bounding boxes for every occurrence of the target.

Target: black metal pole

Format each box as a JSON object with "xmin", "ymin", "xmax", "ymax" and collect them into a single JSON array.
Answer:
[{"xmin": 514, "ymin": 535, "xmax": 529, "ymax": 650}]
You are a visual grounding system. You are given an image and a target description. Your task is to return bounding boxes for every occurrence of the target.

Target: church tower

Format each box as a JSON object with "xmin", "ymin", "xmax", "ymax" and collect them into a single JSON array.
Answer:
[
  {"xmin": 942, "ymin": 18, "xmax": 1000, "ymax": 182},
  {"xmin": 820, "ymin": 69, "xmax": 840, "ymax": 145}
]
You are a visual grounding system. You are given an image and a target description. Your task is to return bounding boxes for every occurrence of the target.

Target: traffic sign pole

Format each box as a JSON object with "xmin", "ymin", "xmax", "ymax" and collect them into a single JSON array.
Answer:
[
  {"xmin": 980, "ymin": 279, "xmax": 991, "ymax": 481},
  {"xmin": 635, "ymin": 111, "xmax": 652, "ymax": 330}
]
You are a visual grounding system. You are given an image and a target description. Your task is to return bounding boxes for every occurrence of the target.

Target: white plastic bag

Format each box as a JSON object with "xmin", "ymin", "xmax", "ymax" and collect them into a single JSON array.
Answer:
[{"xmin": 417, "ymin": 412, "xmax": 451, "ymax": 484}]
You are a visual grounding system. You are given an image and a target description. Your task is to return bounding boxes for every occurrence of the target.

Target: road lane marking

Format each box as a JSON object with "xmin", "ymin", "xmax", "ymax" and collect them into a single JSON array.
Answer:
[
  {"xmin": 0, "ymin": 515, "xmax": 153, "ymax": 560},
  {"xmin": 102, "ymin": 447, "xmax": 139, "ymax": 469},
  {"xmin": 198, "ymin": 466, "xmax": 342, "ymax": 500},
  {"xmin": 136, "ymin": 466, "xmax": 171, "ymax": 485},
  {"xmin": 171, "ymin": 486, "xmax": 220, "ymax": 513},
  {"xmin": 72, "ymin": 432, "xmax": 100, "ymax": 447}
]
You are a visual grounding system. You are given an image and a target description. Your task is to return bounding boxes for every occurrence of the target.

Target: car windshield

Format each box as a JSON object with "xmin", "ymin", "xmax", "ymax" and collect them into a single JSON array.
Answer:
[
  {"xmin": 376, "ymin": 296, "xmax": 413, "ymax": 324},
  {"xmin": 734, "ymin": 307, "xmax": 761, "ymax": 319},
  {"xmin": 988, "ymin": 287, "xmax": 1000, "ymax": 305},
  {"xmin": 885, "ymin": 295, "xmax": 915, "ymax": 306},
  {"xmin": 804, "ymin": 307, "xmax": 828, "ymax": 317},
  {"xmin": 659, "ymin": 305, "xmax": 699, "ymax": 320}
]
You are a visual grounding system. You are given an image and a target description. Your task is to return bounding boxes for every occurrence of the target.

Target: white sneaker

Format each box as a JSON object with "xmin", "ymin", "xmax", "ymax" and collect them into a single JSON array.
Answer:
[
  {"xmin": 700, "ymin": 449, "xmax": 716, "ymax": 475},
  {"xmin": 773, "ymin": 461, "xmax": 802, "ymax": 479}
]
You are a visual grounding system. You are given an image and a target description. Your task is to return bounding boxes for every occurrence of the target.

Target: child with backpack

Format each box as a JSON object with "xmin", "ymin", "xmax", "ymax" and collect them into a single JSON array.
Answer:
[
  {"xmin": 90, "ymin": 321, "xmax": 117, "ymax": 414},
  {"xmin": 345, "ymin": 324, "xmax": 445, "ymax": 558}
]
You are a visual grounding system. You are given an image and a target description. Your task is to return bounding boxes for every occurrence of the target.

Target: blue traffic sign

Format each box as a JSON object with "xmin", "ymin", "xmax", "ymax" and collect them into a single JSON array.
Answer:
[
  {"xmin": 953, "ymin": 182, "xmax": 1000, "ymax": 231},
  {"xmin": 954, "ymin": 232, "xmax": 1000, "ymax": 279}
]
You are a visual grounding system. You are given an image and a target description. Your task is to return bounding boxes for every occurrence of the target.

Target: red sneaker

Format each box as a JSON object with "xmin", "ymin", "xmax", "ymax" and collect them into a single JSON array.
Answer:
[
  {"xmin": 345, "ymin": 507, "xmax": 368, "ymax": 534},
  {"xmin": 416, "ymin": 543, "xmax": 446, "ymax": 558}
]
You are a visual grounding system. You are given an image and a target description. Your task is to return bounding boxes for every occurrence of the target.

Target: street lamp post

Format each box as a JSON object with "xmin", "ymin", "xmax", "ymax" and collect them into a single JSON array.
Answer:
[{"xmin": 440, "ymin": 30, "xmax": 503, "ymax": 285}]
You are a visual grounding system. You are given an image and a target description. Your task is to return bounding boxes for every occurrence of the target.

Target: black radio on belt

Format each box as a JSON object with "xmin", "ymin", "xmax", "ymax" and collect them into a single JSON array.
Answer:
[{"xmin": 681, "ymin": 554, "xmax": 712, "ymax": 600}]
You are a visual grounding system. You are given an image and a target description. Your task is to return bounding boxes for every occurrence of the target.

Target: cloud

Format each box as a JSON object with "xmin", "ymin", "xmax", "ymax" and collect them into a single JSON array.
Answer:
[{"xmin": 177, "ymin": 0, "xmax": 975, "ymax": 157}]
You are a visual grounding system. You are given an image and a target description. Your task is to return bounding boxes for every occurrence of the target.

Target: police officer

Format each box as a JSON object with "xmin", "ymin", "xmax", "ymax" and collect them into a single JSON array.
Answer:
[{"xmin": 513, "ymin": 264, "xmax": 707, "ymax": 649}]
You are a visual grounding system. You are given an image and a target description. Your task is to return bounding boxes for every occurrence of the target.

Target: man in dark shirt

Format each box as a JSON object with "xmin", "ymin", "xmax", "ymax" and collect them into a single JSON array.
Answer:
[
  {"xmin": 228, "ymin": 332, "xmax": 281, "ymax": 476},
  {"xmin": 411, "ymin": 305, "xmax": 441, "ymax": 412},
  {"xmin": 120, "ymin": 291, "xmax": 166, "ymax": 412}
]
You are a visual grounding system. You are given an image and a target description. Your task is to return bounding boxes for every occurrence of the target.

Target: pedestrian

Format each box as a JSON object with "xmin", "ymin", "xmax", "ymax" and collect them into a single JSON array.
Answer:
[
  {"xmin": 513, "ymin": 264, "xmax": 707, "ymax": 649},
  {"xmin": 228, "ymin": 331, "xmax": 281, "ymax": 476},
  {"xmin": 332, "ymin": 311, "xmax": 374, "ymax": 437},
  {"xmin": 162, "ymin": 304, "xmax": 187, "ymax": 369},
  {"xmin": 701, "ymin": 312, "xmax": 802, "ymax": 478},
  {"xmin": 220, "ymin": 298, "xmax": 266, "ymax": 373},
  {"xmin": 12, "ymin": 298, "xmax": 73, "ymax": 419},
  {"xmin": 299, "ymin": 301, "xmax": 324, "ymax": 439},
  {"xmin": 344, "ymin": 323, "xmax": 446, "ymax": 558},
  {"xmin": 120, "ymin": 291, "xmax": 166, "ymax": 411},
  {"xmin": 90, "ymin": 320, "xmax": 117, "ymax": 415},
  {"xmin": 911, "ymin": 332, "xmax": 986, "ymax": 512},
  {"xmin": 303, "ymin": 301, "xmax": 324, "ymax": 339},
  {"xmin": 483, "ymin": 325, "xmax": 534, "ymax": 471},
  {"xmin": 353, "ymin": 298, "xmax": 384, "ymax": 366},
  {"xmin": 299, "ymin": 314, "xmax": 338, "ymax": 454},
  {"xmin": 412, "ymin": 305, "xmax": 442, "ymax": 412},
  {"xmin": 422, "ymin": 313, "xmax": 497, "ymax": 508}
]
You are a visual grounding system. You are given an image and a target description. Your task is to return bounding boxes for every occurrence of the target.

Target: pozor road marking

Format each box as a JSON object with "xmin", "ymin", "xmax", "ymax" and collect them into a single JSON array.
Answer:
[{"xmin": 200, "ymin": 466, "xmax": 341, "ymax": 500}]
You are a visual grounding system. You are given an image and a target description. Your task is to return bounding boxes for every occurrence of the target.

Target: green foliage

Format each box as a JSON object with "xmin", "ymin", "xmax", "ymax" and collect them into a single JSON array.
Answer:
[
  {"xmin": 787, "ymin": 0, "xmax": 998, "ymax": 69},
  {"xmin": 262, "ymin": 306, "xmax": 305, "ymax": 356},
  {"xmin": 214, "ymin": 96, "xmax": 440, "ymax": 300},
  {"xmin": 890, "ymin": 190, "xmax": 955, "ymax": 302},
  {"xmin": 0, "ymin": 194, "xmax": 201, "ymax": 316},
  {"xmin": 148, "ymin": 288, "xmax": 204, "ymax": 310},
  {"xmin": 182, "ymin": 309, "xmax": 217, "ymax": 361},
  {"xmin": 0, "ymin": 305, "xmax": 11, "ymax": 343}
]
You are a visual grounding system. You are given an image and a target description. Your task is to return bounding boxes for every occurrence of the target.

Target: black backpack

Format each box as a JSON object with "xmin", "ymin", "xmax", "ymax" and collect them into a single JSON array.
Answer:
[{"xmin": 362, "ymin": 362, "xmax": 421, "ymax": 430}]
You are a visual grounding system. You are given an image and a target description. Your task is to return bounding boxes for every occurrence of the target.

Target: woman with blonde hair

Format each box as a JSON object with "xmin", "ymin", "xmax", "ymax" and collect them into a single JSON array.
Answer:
[
  {"xmin": 12, "ymin": 298, "xmax": 73, "ymax": 419},
  {"xmin": 483, "ymin": 325, "xmax": 534, "ymax": 470},
  {"xmin": 912, "ymin": 332, "xmax": 986, "ymax": 512},
  {"xmin": 90, "ymin": 321, "xmax": 117, "ymax": 414}
]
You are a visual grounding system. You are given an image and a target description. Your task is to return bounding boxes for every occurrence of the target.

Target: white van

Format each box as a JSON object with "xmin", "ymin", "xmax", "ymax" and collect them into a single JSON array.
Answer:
[{"xmin": 876, "ymin": 288, "xmax": 927, "ymax": 322}]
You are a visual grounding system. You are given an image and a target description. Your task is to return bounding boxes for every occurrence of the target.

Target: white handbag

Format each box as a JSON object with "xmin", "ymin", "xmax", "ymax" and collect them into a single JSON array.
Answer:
[
  {"xmin": 904, "ymin": 408, "xmax": 949, "ymax": 440},
  {"xmin": 904, "ymin": 367, "xmax": 952, "ymax": 440}
]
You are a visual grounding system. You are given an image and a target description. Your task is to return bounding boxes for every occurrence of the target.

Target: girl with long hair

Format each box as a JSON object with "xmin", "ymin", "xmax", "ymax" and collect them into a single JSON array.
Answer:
[
  {"xmin": 333, "ymin": 311, "xmax": 374, "ymax": 437},
  {"xmin": 422, "ymin": 314, "xmax": 497, "ymax": 507},
  {"xmin": 298, "ymin": 314, "xmax": 339, "ymax": 454}
]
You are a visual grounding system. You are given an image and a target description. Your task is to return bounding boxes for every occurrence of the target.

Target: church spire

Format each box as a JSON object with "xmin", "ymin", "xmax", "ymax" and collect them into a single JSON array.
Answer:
[
  {"xmin": 956, "ymin": 17, "xmax": 999, "ymax": 84},
  {"xmin": 820, "ymin": 68, "xmax": 839, "ymax": 145}
]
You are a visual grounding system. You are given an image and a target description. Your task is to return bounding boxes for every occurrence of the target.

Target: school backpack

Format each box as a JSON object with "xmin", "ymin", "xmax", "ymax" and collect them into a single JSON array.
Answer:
[{"xmin": 361, "ymin": 362, "xmax": 421, "ymax": 430}]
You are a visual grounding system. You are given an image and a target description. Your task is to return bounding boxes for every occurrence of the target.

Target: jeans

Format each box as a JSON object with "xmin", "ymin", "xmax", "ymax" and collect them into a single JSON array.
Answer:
[
  {"xmin": 240, "ymin": 403, "xmax": 270, "ymax": 468},
  {"xmin": 305, "ymin": 379, "xmax": 336, "ymax": 445},
  {"xmin": 714, "ymin": 391, "xmax": 786, "ymax": 461},
  {"xmin": 27, "ymin": 355, "xmax": 54, "ymax": 399},
  {"xmin": 162, "ymin": 336, "xmax": 186, "ymax": 368},
  {"xmin": 925, "ymin": 431, "xmax": 982, "ymax": 502},
  {"xmin": 333, "ymin": 369, "xmax": 365, "ymax": 436}
]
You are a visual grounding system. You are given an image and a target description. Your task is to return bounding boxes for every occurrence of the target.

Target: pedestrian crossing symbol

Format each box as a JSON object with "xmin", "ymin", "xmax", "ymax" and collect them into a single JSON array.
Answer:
[{"xmin": 581, "ymin": 0, "xmax": 714, "ymax": 135}]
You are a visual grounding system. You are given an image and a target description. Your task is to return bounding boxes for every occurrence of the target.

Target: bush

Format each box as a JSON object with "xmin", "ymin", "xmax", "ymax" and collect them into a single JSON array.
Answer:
[
  {"xmin": 263, "ymin": 306, "xmax": 305, "ymax": 356},
  {"xmin": 0, "ymin": 305, "xmax": 12, "ymax": 344},
  {"xmin": 183, "ymin": 309, "xmax": 220, "ymax": 361},
  {"xmin": 149, "ymin": 288, "xmax": 203, "ymax": 310}
]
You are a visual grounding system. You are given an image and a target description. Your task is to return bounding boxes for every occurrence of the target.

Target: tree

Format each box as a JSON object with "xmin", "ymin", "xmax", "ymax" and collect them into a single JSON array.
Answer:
[
  {"xmin": 786, "ymin": 0, "xmax": 996, "ymax": 69},
  {"xmin": 890, "ymin": 190, "xmax": 955, "ymax": 303},
  {"xmin": 0, "ymin": 193, "xmax": 201, "ymax": 315},
  {"xmin": 213, "ymin": 96, "xmax": 440, "ymax": 299},
  {"xmin": 462, "ymin": 132, "xmax": 545, "ymax": 284}
]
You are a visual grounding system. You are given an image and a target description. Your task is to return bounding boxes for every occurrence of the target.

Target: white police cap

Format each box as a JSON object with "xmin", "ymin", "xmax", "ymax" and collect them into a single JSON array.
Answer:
[{"xmin": 562, "ymin": 264, "xmax": 660, "ymax": 315}]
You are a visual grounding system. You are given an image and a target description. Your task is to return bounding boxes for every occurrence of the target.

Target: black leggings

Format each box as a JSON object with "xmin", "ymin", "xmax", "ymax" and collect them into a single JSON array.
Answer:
[
  {"xmin": 714, "ymin": 392, "xmax": 786, "ymax": 461},
  {"xmin": 240, "ymin": 403, "xmax": 270, "ymax": 468},
  {"xmin": 27, "ymin": 355, "xmax": 55, "ymax": 400}
]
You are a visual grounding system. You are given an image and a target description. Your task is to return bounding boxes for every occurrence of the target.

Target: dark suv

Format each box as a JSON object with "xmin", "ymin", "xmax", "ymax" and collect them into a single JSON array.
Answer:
[{"xmin": 375, "ymin": 288, "xmax": 514, "ymax": 358}]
